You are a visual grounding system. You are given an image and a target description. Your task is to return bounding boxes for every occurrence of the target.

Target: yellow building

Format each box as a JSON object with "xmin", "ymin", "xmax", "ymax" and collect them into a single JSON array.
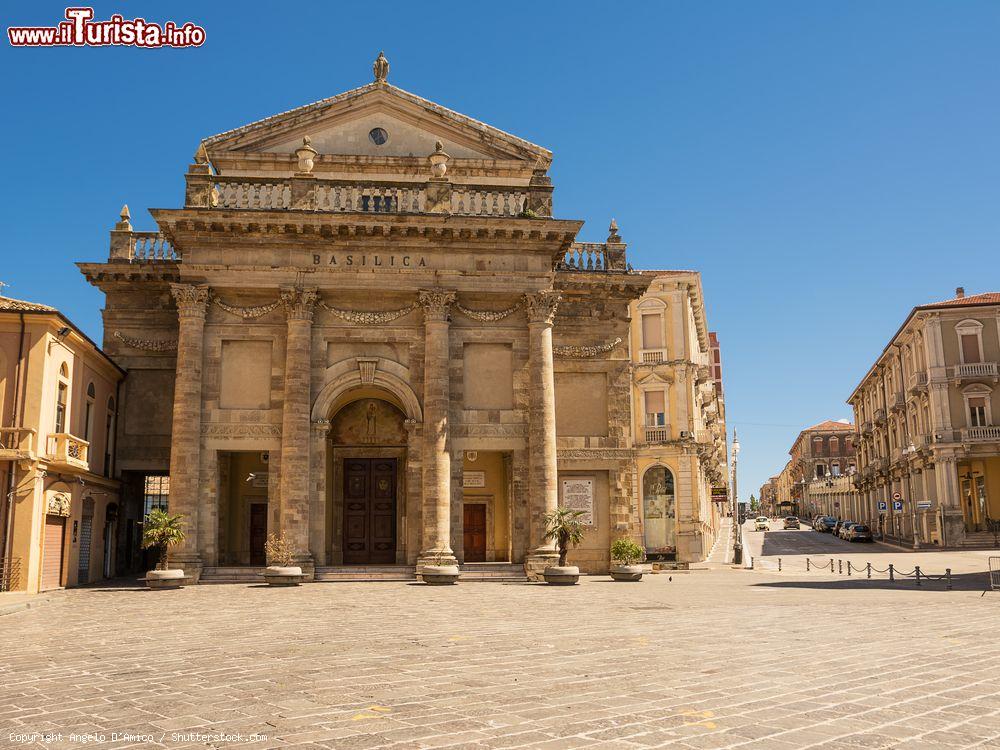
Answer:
[
  {"xmin": 848, "ymin": 288, "xmax": 1000, "ymax": 547},
  {"xmin": 0, "ymin": 294, "xmax": 124, "ymax": 593},
  {"xmin": 629, "ymin": 271, "xmax": 728, "ymax": 563}
]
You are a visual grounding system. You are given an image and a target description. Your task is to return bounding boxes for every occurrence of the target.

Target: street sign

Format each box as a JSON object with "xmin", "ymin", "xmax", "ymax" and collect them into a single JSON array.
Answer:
[
  {"xmin": 893, "ymin": 500, "xmax": 903, "ymax": 512},
  {"xmin": 892, "ymin": 492, "xmax": 901, "ymax": 501},
  {"xmin": 877, "ymin": 500, "xmax": 888, "ymax": 511},
  {"xmin": 916, "ymin": 501, "xmax": 932, "ymax": 510},
  {"xmin": 711, "ymin": 486, "xmax": 728, "ymax": 503}
]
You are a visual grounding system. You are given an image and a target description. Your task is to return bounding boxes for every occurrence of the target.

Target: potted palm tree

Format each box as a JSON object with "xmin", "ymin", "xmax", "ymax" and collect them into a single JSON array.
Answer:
[
  {"xmin": 263, "ymin": 533, "xmax": 305, "ymax": 586},
  {"xmin": 420, "ymin": 550, "xmax": 460, "ymax": 585},
  {"xmin": 543, "ymin": 507, "xmax": 585, "ymax": 585},
  {"xmin": 609, "ymin": 538, "xmax": 645, "ymax": 582},
  {"xmin": 142, "ymin": 508, "xmax": 186, "ymax": 590}
]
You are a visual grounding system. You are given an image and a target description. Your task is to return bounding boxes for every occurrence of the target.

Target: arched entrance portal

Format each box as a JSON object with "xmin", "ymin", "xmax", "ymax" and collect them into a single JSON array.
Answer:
[{"xmin": 327, "ymin": 396, "xmax": 411, "ymax": 565}]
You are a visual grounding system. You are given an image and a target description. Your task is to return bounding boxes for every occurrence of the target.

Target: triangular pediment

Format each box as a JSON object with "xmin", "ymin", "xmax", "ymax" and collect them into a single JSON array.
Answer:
[{"xmin": 202, "ymin": 83, "xmax": 551, "ymax": 166}]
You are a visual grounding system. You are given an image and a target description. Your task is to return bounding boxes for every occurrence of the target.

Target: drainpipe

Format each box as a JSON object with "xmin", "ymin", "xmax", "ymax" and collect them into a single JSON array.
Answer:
[{"xmin": 2, "ymin": 313, "xmax": 27, "ymax": 581}]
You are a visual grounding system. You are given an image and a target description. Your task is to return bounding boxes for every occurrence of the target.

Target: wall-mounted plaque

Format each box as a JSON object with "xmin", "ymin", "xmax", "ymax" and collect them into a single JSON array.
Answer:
[
  {"xmin": 463, "ymin": 471, "xmax": 486, "ymax": 488},
  {"xmin": 561, "ymin": 478, "xmax": 594, "ymax": 526}
]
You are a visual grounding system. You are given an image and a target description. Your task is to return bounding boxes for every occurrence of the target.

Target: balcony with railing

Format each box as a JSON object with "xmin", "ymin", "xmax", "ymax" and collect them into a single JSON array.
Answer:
[
  {"xmin": 643, "ymin": 426, "xmax": 672, "ymax": 444},
  {"xmin": 45, "ymin": 433, "xmax": 90, "ymax": 472},
  {"xmin": 109, "ymin": 230, "xmax": 178, "ymax": 263},
  {"xmin": 558, "ymin": 243, "xmax": 628, "ymax": 273},
  {"xmin": 0, "ymin": 428, "xmax": 36, "ymax": 461},
  {"xmin": 890, "ymin": 392, "xmax": 906, "ymax": 412},
  {"xmin": 874, "ymin": 408, "xmax": 887, "ymax": 425},
  {"xmin": 907, "ymin": 371, "xmax": 928, "ymax": 393},
  {"xmin": 953, "ymin": 362, "xmax": 999, "ymax": 381},
  {"xmin": 861, "ymin": 420, "xmax": 873, "ymax": 436},
  {"xmin": 640, "ymin": 349, "xmax": 666, "ymax": 365},
  {"xmin": 962, "ymin": 425, "xmax": 1000, "ymax": 442}
]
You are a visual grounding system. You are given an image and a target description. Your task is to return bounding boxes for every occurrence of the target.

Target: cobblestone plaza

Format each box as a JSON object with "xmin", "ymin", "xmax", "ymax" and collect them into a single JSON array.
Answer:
[{"xmin": 3, "ymin": 556, "xmax": 999, "ymax": 749}]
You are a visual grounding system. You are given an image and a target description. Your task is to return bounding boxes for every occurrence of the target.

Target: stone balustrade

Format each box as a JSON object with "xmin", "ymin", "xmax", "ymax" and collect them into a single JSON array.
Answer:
[
  {"xmin": 109, "ymin": 231, "xmax": 177, "ymax": 263},
  {"xmin": 0, "ymin": 427, "xmax": 36, "ymax": 461},
  {"xmin": 644, "ymin": 426, "xmax": 670, "ymax": 444},
  {"xmin": 953, "ymin": 362, "xmax": 999, "ymax": 379},
  {"xmin": 962, "ymin": 425, "xmax": 1000, "ymax": 442},
  {"xmin": 907, "ymin": 371, "xmax": 928, "ymax": 391},
  {"xmin": 450, "ymin": 188, "xmax": 526, "ymax": 217},
  {"xmin": 45, "ymin": 433, "xmax": 89, "ymax": 471},
  {"xmin": 560, "ymin": 243, "xmax": 609, "ymax": 271}
]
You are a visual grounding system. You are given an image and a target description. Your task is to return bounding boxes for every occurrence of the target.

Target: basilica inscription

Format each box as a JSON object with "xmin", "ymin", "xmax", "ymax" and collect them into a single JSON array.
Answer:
[{"xmin": 312, "ymin": 253, "xmax": 428, "ymax": 268}]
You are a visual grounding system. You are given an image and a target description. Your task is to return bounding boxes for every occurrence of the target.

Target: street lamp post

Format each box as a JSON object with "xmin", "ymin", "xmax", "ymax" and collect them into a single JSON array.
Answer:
[{"xmin": 731, "ymin": 429, "xmax": 742, "ymax": 565}]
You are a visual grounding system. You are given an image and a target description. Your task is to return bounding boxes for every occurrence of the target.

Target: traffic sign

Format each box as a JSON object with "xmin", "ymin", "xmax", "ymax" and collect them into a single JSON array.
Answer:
[
  {"xmin": 916, "ymin": 501, "xmax": 932, "ymax": 510},
  {"xmin": 892, "ymin": 492, "xmax": 901, "ymax": 501},
  {"xmin": 892, "ymin": 500, "xmax": 903, "ymax": 512},
  {"xmin": 877, "ymin": 500, "xmax": 888, "ymax": 511}
]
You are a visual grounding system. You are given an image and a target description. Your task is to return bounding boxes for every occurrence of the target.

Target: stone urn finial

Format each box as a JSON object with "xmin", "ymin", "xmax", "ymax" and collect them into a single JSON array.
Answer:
[
  {"xmin": 373, "ymin": 51, "xmax": 389, "ymax": 83},
  {"xmin": 607, "ymin": 218, "xmax": 621, "ymax": 243},
  {"xmin": 116, "ymin": 204, "xmax": 132, "ymax": 231},
  {"xmin": 429, "ymin": 140, "xmax": 450, "ymax": 179},
  {"xmin": 295, "ymin": 136, "xmax": 317, "ymax": 174}
]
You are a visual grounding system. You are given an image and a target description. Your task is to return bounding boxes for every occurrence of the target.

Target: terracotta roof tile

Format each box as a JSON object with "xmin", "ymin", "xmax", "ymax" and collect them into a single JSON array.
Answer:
[
  {"xmin": 802, "ymin": 420, "xmax": 855, "ymax": 433},
  {"xmin": 0, "ymin": 295, "xmax": 57, "ymax": 313},
  {"xmin": 920, "ymin": 292, "xmax": 1000, "ymax": 308}
]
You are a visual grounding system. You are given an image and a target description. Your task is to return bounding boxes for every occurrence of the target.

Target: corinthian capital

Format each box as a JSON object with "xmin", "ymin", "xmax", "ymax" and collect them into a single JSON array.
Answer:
[
  {"xmin": 418, "ymin": 289, "xmax": 456, "ymax": 322},
  {"xmin": 170, "ymin": 284, "xmax": 211, "ymax": 319},
  {"xmin": 524, "ymin": 290, "xmax": 561, "ymax": 325},
  {"xmin": 281, "ymin": 288, "xmax": 319, "ymax": 321}
]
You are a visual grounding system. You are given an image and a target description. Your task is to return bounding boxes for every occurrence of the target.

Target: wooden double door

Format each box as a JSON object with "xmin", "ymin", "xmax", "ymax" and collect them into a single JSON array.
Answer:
[{"xmin": 343, "ymin": 458, "xmax": 397, "ymax": 564}]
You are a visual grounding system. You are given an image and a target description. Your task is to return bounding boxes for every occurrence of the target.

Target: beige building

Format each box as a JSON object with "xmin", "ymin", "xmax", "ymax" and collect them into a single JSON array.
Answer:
[
  {"xmin": 0, "ymin": 295, "xmax": 124, "ymax": 593},
  {"xmin": 629, "ymin": 271, "xmax": 728, "ymax": 563},
  {"xmin": 848, "ymin": 288, "xmax": 1000, "ymax": 547},
  {"xmin": 788, "ymin": 420, "xmax": 858, "ymax": 519},
  {"xmin": 77, "ymin": 56, "xmax": 670, "ymax": 583}
]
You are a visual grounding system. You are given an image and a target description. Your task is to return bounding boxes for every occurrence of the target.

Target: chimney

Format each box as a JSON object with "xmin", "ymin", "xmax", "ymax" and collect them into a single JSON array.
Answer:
[{"xmin": 955, "ymin": 287, "xmax": 965, "ymax": 298}]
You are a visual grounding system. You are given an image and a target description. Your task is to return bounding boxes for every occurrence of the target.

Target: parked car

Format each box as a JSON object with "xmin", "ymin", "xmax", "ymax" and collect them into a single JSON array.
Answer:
[
  {"xmin": 754, "ymin": 516, "xmax": 769, "ymax": 531},
  {"xmin": 838, "ymin": 521, "xmax": 857, "ymax": 539},
  {"xmin": 814, "ymin": 516, "xmax": 837, "ymax": 533},
  {"xmin": 783, "ymin": 516, "xmax": 800, "ymax": 529},
  {"xmin": 847, "ymin": 524, "xmax": 873, "ymax": 542}
]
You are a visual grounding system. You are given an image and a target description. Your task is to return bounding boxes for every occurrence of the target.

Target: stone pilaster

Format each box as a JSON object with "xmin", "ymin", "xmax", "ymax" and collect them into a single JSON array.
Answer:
[
  {"xmin": 309, "ymin": 419, "xmax": 331, "ymax": 566},
  {"xmin": 279, "ymin": 288, "xmax": 318, "ymax": 579},
  {"xmin": 417, "ymin": 289, "xmax": 457, "ymax": 568},
  {"xmin": 167, "ymin": 283, "xmax": 210, "ymax": 582},
  {"xmin": 524, "ymin": 290, "xmax": 561, "ymax": 579}
]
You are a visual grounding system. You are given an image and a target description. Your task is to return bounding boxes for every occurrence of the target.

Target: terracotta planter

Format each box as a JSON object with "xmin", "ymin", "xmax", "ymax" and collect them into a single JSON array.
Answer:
[
  {"xmin": 421, "ymin": 565, "xmax": 460, "ymax": 585},
  {"xmin": 543, "ymin": 565, "xmax": 580, "ymax": 585},
  {"xmin": 146, "ymin": 569, "xmax": 185, "ymax": 590},
  {"xmin": 264, "ymin": 566, "xmax": 304, "ymax": 586},
  {"xmin": 610, "ymin": 565, "xmax": 643, "ymax": 582}
]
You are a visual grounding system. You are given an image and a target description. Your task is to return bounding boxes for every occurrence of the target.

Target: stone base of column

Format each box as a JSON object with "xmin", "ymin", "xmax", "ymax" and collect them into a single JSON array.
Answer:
[
  {"xmin": 524, "ymin": 551, "xmax": 559, "ymax": 581},
  {"xmin": 168, "ymin": 553, "xmax": 203, "ymax": 585},
  {"xmin": 942, "ymin": 510, "xmax": 966, "ymax": 548},
  {"xmin": 417, "ymin": 550, "xmax": 458, "ymax": 571},
  {"xmin": 292, "ymin": 554, "xmax": 316, "ymax": 582}
]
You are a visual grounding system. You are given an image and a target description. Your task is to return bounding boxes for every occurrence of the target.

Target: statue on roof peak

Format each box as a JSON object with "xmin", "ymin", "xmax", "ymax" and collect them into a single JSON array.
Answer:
[{"xmin": 373, "ymin": 51, "xmax": 389, "ymax": 83}]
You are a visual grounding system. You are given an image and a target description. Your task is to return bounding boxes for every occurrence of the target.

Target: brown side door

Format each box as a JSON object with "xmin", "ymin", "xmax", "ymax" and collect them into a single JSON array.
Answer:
[
  {"xmin": 343, "ymin": 458, "xmax": 396, "ymax": 565},
  {"xmin": 249, "ymin": 503, "xmax": 268, "ymax": 566},
  {"xmin": 463, "ymin": 504, "xmax": 487, "ymax": 562},
  {"xmin": 41, "ymin": 516, "xmax": 66, "ymax": 591}
]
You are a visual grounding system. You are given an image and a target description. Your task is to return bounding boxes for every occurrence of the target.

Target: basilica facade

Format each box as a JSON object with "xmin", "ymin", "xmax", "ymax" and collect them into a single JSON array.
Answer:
[{"xmin": 78, "ymin": 57, "xmax": 724, "ymax": 584}]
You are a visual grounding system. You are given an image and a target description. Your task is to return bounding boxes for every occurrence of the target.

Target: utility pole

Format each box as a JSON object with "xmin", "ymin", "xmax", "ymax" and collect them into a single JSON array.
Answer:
[{"xmin": 731, "ymin": 428, "xmax": 742, "ymax": 565}]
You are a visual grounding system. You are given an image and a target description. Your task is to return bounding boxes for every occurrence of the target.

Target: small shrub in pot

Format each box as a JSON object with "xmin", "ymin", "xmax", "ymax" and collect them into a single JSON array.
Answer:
[{"xmin": 609, "ymin": 538, "xmax": 645, "ymax": 582}]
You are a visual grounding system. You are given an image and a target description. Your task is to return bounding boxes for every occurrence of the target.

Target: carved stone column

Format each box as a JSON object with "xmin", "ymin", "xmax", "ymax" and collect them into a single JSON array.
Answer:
[
  {"xmin": 524, "ymin": 290, "xmax": 561, "ymax": 579},
  {"xmin": 167, "ymin": 284, "xmax": 210, "ymax": 581},
  {"xmin": 279, "ymin": 288, "xmax": 318, "ymax": 578},
  {"xmin": 417, "ymin": 290, "xmax": 457, "ymax": 568}
]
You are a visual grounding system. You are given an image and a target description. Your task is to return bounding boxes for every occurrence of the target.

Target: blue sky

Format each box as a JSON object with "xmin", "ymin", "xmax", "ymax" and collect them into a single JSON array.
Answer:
[{"xmin": 2, "ymin": 1, "xmax": 999, "ymax": 499}]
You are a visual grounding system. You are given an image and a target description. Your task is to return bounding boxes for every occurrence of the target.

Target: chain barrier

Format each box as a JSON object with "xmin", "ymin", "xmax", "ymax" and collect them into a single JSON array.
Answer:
[{"xmin": 772, "ymin": 557, "xmax": 952, "ymax": 590}]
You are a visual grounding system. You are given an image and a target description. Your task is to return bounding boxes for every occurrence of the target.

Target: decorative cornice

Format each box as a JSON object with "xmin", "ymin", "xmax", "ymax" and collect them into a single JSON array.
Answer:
[
  {"xmin": 170, "ymin": 284, "xmax": 211, "ymax": 318},
  {"xmin": 553, "ymin": 337, "xmax": 623, "ymax": 358},
  {"xmin": 281, "ymin": 288, "xmax": 319, "ymax": 321},
  {"xmin": 113, "ymin": 330, "xmax": 178, "ymax": 352},
  {"xmin": 201, "ymin": 423, "xmax": 282, "ymax": 438},
  {"xmin": 214, "ymin": 296, "xmax": 282, "ymax": 320},
  {"xmin": 558, "ymin": 448, "xmax": 635, "ymax": 460},
  {"xmin": 455, "ymin": 300, "xmax": 522, "ymax": 322},
  {"xmin": 418, "ymin": 290, "xmax": 456, "ymax": 322},
  {"xmin": 523, "ymin": 290, "xmax": 561, "ymax": 325},
  {"xmin": 320, "ymin": 300, "xmax": 417, "ymax": 325}
]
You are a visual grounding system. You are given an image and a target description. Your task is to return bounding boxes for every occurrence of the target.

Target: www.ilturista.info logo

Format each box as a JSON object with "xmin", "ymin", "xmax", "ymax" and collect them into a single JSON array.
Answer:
[{"xmin": 8, "ymin": 7, "xmax": 206, "ymax": 48}]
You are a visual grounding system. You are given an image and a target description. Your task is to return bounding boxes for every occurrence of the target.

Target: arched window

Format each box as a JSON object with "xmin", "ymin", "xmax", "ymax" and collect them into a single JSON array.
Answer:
[
  {"xmin": 83, "ymin": 382, "xmax": 96, "ymax": 442},
  {"xmin": 104, "ymin": 396, "xmax": 116, "ymax": 477},
  {"xmin": 55, "ymin": 363, "xmax": 70, "ymax": 433},
  {"xmin": 642, "ymin": 466, "xmax": 676, "ymax": 553}
]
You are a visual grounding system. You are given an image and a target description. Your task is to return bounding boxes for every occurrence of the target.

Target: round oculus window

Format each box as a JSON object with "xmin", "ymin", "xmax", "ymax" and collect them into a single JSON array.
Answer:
[{"xmin": 368, "ymin": 127, "xmax": 388, "ymax": 146}]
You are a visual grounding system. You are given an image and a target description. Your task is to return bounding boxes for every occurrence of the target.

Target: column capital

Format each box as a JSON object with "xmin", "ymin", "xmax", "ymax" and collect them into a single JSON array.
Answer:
[
  {"xmin": 418, "ymin": 289, "xmax": 456, "ymax": 322},
  {"xmin": 310, "ymin": 418, "xmax": 332, "ymax": 435},
  {"xmin": 281, "ymin": 287, "xmax": 319, "ymax": 321},
  {"xmin": 524, "ymin": 290, "xmax": 561, "ymax": 325},
  {"xmin": 170, "ymin": 284, "xmax": 211, "ymax": 319}
]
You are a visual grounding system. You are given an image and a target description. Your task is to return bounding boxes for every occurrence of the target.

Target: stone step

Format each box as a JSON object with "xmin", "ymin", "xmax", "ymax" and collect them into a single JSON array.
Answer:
[{"xmin": 314, "ymin": 566, "xmax": 417, "ymax": 582}]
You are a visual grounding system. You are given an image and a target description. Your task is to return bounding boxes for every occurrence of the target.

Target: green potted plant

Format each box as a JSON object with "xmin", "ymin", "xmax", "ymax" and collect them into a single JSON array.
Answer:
[
  {"xmin": 263, "ymin": 533, "xmax": 304, "ymax": 586},
  {"xmin": 141, "ymin": 508, "xmax": 186, "ymax": 590},
  {"xmin": 609, "ymin": 538, "xmax": 645, "ymax": 582},
  {"xmin": 542, "ymin": 507, "xmax": 586, "ymax": 585},
  {"xmin": 420, "ymin": 550, "xmax": 460, "ymax": 585}
]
